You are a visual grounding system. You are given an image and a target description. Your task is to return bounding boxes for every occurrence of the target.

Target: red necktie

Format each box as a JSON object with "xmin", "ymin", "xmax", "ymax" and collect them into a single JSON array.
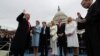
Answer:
[{"xmin": 59, "ymin": 23, "xmax": 61, "ymax": 27}]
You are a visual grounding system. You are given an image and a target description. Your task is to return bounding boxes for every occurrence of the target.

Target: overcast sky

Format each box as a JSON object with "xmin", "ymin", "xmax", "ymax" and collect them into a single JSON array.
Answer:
[{"xmin": 0, "ymin": 0, "xmax": 93, "ymax": 30}]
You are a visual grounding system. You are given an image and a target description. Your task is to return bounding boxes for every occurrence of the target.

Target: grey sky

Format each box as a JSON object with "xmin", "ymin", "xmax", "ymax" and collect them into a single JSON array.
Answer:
[{"xmin": 0, "ymin": 0, "xmax": 94, "ymax": 30}]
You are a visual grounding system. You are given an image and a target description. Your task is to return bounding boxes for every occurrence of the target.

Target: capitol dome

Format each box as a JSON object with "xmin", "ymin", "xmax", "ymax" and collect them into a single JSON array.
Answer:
[{"xmin": 53, "ymin": 6, "xmax": 67, "ymax": 24}]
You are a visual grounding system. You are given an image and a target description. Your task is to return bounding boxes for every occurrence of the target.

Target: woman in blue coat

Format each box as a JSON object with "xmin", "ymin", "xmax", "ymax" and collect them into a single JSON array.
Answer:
[{"xmin": 32, "ymin": 20, "xmax": 41, "ymax": 56}]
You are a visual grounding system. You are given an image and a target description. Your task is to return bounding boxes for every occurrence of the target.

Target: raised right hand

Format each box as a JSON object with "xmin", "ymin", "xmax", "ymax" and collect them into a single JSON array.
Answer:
[{"xmin": 23, "ymin": 9, "xmax": 26, "ymax": 14}]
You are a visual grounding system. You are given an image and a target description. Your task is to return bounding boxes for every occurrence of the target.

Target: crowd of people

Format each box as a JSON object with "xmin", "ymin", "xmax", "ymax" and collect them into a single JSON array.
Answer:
[
  {"xmin": 10, "ymin": 8, "xmax": 80, "ymax": 56},
  {"xmin": 11, "ymin": 9, "xmax": 80, "ymax": 56},
  {"xmin": 1, "ymin": 0, "xmax": 100, "ymax": 56},
  {"xmin": 0, "ymin": 32, "xmax": 14, "ymax": 50}
]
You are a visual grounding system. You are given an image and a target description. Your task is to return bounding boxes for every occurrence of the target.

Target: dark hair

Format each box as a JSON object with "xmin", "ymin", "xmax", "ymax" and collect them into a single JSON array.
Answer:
[
  {"xmin": 36, "ymin": 20, "xmax": 40, "ymax": 25},
  {"xmin": 42, "ymin": 21, "xmax": 46, "ymax": 24}
]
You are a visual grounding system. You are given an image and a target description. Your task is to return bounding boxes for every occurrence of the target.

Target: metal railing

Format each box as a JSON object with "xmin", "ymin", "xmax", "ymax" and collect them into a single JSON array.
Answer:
[{"xmin": 0, "ymin": 39, "xmax": 11, "ymax": 56}]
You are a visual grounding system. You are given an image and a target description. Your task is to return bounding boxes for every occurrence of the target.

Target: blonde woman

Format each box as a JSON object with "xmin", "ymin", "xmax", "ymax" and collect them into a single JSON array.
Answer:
[
  {"xmin": 65, "ymin": 17, "xmax": 79, "ymax": 56},
  {"xmin": 50, "ymin": 21, "xmax": 58, "ymax": 56}
]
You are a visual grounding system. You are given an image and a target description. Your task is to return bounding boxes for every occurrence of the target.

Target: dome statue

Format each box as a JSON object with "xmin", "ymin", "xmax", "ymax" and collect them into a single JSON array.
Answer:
[{"xmin": 53, "ymin": 6, "xmax": 67, "ymax": 24}]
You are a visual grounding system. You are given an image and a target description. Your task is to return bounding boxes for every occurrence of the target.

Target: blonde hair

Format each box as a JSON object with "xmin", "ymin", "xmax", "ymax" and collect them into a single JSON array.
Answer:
[
  {"xmin": 66, "ymin": 17, "xmax": 73, "ymax": 23},
  {"xmin": 51, "ymin": 21, "xmax": 56, "ymax": 26}
]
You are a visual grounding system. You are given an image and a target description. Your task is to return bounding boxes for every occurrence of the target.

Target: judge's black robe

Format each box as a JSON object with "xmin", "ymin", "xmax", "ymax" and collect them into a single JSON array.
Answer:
[{"xmin": 83, "ymin": 0, "xmax": 100, "ymax": 56}]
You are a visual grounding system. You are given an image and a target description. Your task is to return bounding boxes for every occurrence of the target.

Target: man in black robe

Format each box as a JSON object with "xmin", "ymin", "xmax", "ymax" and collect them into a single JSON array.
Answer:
[{"xmin": 77, "ymin": 0, "xmax": 100, "ymax": 56}]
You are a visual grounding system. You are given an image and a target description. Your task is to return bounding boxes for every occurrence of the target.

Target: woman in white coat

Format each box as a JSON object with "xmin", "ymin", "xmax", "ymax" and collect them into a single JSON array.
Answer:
[
  {"xmin": 65, "ymin": 17, "xmax": 79, "ymax": 56},
  {"xmin": 50, "ymin": 21, "xmax": 58, "ymax": 56}
]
